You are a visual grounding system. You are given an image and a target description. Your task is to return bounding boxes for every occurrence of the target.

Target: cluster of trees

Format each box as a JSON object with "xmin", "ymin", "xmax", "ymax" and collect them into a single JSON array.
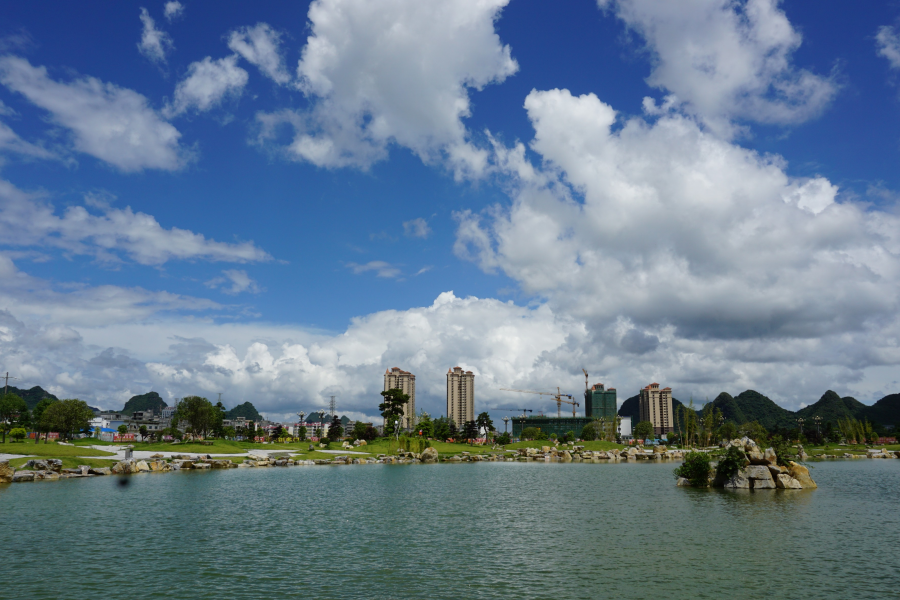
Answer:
[
  {"xmin": 580, "ymin": 418, "xmax": 621, "ymax": 442},
  {"xmin": 0, "ymin": 393, "xmax": 94, "ymax": 442},
  {"xmin": 835, "ymin": 417, "xmax": 879, "ymax": 445}
]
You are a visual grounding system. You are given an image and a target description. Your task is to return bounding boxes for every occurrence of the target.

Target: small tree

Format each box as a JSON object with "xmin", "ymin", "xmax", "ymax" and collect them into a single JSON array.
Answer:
[
  {"xmin": 0, "ymin": 393, "xmax": 27, "ymax": 443},
  {"xmin": 463, "ymin": 420, "xmax": 478, "ymax": 443},
  {"xmin": 9, "ymin": 427, "xmax": 26, "ymax": 442},
  {"xmin": 433, "ymin": 417, "xmax": 451, "ymax": 441},
  {"xmin": 475, "ymin": 412, "xmax": 494, "ymax": 442},
  {"xmin": 327, "ymin": 414, "xmax": 344, "ymax": 441},
  {"xmin": 715, "ymin": 445, "xmax": 746, "ymax": 481},
  {"xmin": 117, "ymin": 424, "xmax": 128, "ymax": 436},
  {"xmin": 634, "ymin": 420, "xmax": 654, "ymax": 441},
  {"xmin": 718, "ymin": 421, "xmax": 738, "ymax": 443},
  {"xmin": 173, "ymin": 396, "xmax": 216, "ymax": 438},
  {"xmin": 674, "ymin": 451, "xmax": 712, "ymax": 487},
  {"xmin": 417, "ymin": 411, "xmax": 434, "ymax": 438},
  {"xmin": 41, "ymin": 399, "xmax": 94, "ymax": 441},
  {"xmin": 379, "ymin": 388, "xmax": 409, "ymax": 438},
  {"xmin": 138, "ymin": 425, "xmax": 149, "ymax": 441},
  {"xmin": 581, "ymin": 422, "xmax": 598, "ymax": 441},
  {"xmin": 32, "ymin": 398, "xmax": 57, "ymax": 443}
]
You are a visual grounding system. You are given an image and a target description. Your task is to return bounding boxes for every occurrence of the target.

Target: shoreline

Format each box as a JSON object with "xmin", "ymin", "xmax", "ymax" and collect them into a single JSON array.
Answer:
[{"xmin": 3, "ymin": 443, "xmax": 898, "ymax": 485}]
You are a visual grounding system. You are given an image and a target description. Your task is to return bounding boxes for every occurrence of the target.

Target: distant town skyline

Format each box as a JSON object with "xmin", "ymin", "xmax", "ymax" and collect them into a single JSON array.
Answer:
[{"xmin": 1, "ymin": 2, "xmax": 900, "ymax": 422}]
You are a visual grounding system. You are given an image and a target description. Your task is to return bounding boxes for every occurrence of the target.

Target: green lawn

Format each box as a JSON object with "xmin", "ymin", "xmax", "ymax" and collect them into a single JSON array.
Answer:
[
  {"xmin": 8, "ymin": 456, "xmax": 118, "ymax": 470},
  {"xmin": 0, "ymin": 442, "xmax": 116, "ymax": 457}
]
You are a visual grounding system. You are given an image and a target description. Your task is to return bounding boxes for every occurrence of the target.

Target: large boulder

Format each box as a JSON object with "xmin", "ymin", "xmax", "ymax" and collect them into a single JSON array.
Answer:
[
  {"xmin": 788, "ymin": 461, "xmax": 817, "ymax": 489},
  {"xmin": 135, "ymin": 461, "xmax": 150, "ymax": 473},
  {"xmin": 0, "ymin": 460, "xmax": 13, "ymax": 483},
  {"xmin": 421, "ymin": 447, "xmax": 439, "ymax": 462},
  {"xmin": 89, "ymin": 467, "xmax": 112, "ymax": 476},
  {"xmin": 722, "ymin": 469, "xmax": 751, "ymax": 489},
  {"xmin": 12, "ymin": 471, "xmax": 34, "ymax": 482},
  {"xmin": 747, "ymin": 447, "xmax": 767, "ymax": 465},
  {"xmin": 745, "ymin": 465, "xmax": 776, "ymax": 489},
  {"xmin": 763, "ymin": 448, "xmax": 778, "ymax": 466},
  {"xmin": 676, "ymin": 477, "xmax": 691, "ymax": 486},
  {"xmin": 775, "ymin": 474, "xmax": 803, "ymax": 489},
  {"xmin": 111, "ymin": 459, "xmax": 136, "ymax": 474}
]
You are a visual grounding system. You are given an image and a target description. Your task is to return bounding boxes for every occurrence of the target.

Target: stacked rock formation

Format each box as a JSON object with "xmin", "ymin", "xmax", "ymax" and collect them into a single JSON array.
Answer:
[{"xmin": 677, "ymin": 437, "xmax": 816, "ymax": 489}]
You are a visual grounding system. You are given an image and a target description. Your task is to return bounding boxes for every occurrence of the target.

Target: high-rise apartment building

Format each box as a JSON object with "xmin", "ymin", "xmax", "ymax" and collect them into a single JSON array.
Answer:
[
  {"xmin": 584, "ymin": 383, "xmax": 617, "ymax": 419},
  {"xmin": 446, "ymin": 366, "xmax": 474, "ymax": 426},
  {"xmin": 639, "ymin": 383, "xmax": 673, "ymax": 436},
  {"xmin": 384, "ymin": 367, "xmax": 416, "ymax": 429}
]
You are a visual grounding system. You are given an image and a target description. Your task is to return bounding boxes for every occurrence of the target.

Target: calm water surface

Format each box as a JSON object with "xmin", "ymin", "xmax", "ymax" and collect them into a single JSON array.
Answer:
[{"xmin": 1, "ymin": 460, "xmax": 898, "ymax": 599}]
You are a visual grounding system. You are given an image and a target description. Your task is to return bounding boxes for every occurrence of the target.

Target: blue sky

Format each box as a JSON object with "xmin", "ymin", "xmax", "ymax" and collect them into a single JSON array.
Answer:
[{"xmin": 1, "ymin": 0, "xmax": 900, "ymax": 422}]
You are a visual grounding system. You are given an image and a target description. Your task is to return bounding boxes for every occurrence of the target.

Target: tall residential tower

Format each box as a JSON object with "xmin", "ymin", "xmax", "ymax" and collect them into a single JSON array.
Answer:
[
  {"xmin": 384, "ymin": 367, "xmax": 416, "ymax": 429},
  {"xmin": 638, "ymin": 383, "xmax": 673, "ymax": 436},
  {"xmin": 446, "ymin": 366, "xmax": 474, "ymax": 426}
]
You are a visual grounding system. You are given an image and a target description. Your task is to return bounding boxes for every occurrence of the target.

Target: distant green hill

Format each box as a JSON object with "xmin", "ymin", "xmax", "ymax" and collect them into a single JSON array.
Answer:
[
  {"xmin": 795, "ymin": 391, "xmax": 866, "ymax": 424},
  {"xmin": 724, "ymin": 390, "xmax": 795, "ymax": 430},
  {"xmin": 225, "ymin": 402, "xmax": 261, "ymax": 421},
  {"xmin": 859, "ymin": 393, "xmax": 900, "ymax": 428},
  {"xmin": 7, "ymin": 386, "xmax": 60, "ymax": 410},
  {"xmin": 123, "ymin": 391, "xmax": 167, "ymax": 415},
  {"xmin": 617, "ymin": 388, "xmax": 900, "ymax": 430}
]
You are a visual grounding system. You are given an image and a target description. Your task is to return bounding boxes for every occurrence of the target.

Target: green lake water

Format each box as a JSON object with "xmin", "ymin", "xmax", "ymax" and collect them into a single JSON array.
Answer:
[{"xmin": 1, "ymin": 460, "xmax": 898, "ymax": 599}]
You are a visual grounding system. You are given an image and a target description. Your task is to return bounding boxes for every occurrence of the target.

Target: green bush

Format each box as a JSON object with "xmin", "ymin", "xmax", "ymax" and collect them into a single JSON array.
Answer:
[
  {"xmin": 399, "ymin": 436, "xmax": 425, "ymax": 453},
  {"xmin": 715, "ymin": 445, "xmax": 746, "ymax": 480},
  {"xmin": 521, "ymin": 427, "xmax": 547, "ymax": 441},
  {"xmin": 674, "ymin": 451, "xmax": 712, "ymax": 487},
  {"xmin": 769, "ymin": 435, "xmax": 793, "ymax": 467}
]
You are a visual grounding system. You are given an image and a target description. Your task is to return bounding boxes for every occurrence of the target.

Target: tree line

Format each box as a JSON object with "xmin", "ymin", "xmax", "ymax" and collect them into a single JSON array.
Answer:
[{"xmin": 0, "ymin": 393, "xmax": 95, "ymax": 443}]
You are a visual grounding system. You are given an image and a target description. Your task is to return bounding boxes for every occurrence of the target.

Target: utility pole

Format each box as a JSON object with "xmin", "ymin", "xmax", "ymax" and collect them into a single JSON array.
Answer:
[
  {"xmin": 3, "ymin": 372, "xmax": 17, "ymax": 398},
  {"xmin": 329, "ymin": 396, "xmax": 336, "ymax": 418}
]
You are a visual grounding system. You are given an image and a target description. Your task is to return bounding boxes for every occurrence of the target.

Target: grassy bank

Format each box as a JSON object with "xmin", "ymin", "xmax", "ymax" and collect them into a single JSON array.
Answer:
[{"xmin": 0, "ymin": 442, "xmax": 116, "ymax": 457}]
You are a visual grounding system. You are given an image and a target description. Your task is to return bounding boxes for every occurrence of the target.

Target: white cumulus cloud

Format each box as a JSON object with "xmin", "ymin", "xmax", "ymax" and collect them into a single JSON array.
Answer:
[
  {"xmin": 138, "ymin": 7, "xmax": 174, "ymax": 64},
  {"xmin": 454, "ymin": 87, "xmax": 900, "ymax": 403},
  {"xmin": 403, "ymin": 218, "xmax": 431, "ymax": 239},
  {"xmin": 228, "ymin": 23, "xmax": 291, "ymax": 85},
  {"xmin": 0, "ymin": 56, "xmax": 186, "ymax": 171},
  {"xmin": 167, "ymin": 54, "xmax": 249, "ymax": 116},
  {"xmin": 0, "ymin": 179, "xmax": 271, "ymax": 265},
  {"xmin": 164, "ymin": 1, "xmax": 184, "ymax": 22},
  {"xmin": 256, "ymin": 0, "xmax": 518, "ymax": 178},
  {"xmin": 876, "ymin": 26, "xmax": 900, "ymax": 70},
  {"xmin": 598, "ymin": 0, "xmax": 836, "ymax": 135},
  {"xmin": 205, "ymin": 269, "xmax": 263, "ymax": 295}
]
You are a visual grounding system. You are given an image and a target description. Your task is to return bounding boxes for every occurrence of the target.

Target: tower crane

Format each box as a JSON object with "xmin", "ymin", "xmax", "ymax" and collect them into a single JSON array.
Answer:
[
  {"xmin": 500, "ymin": 387, "xmax": 580, "ymax": 418},
  {"xmin": 496, "ymin": 408, "xmax": 533, "ymax": 418},
  {"xmin": 582, "ymin": 369, "xmax": 589, "ymax": 392}
]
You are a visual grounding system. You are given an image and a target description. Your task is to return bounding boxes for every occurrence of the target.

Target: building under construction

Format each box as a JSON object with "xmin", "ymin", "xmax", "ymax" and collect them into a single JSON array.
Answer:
[{"xmin": 511, "ymin": 415, "xmax": 593, "ymax": 439}]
